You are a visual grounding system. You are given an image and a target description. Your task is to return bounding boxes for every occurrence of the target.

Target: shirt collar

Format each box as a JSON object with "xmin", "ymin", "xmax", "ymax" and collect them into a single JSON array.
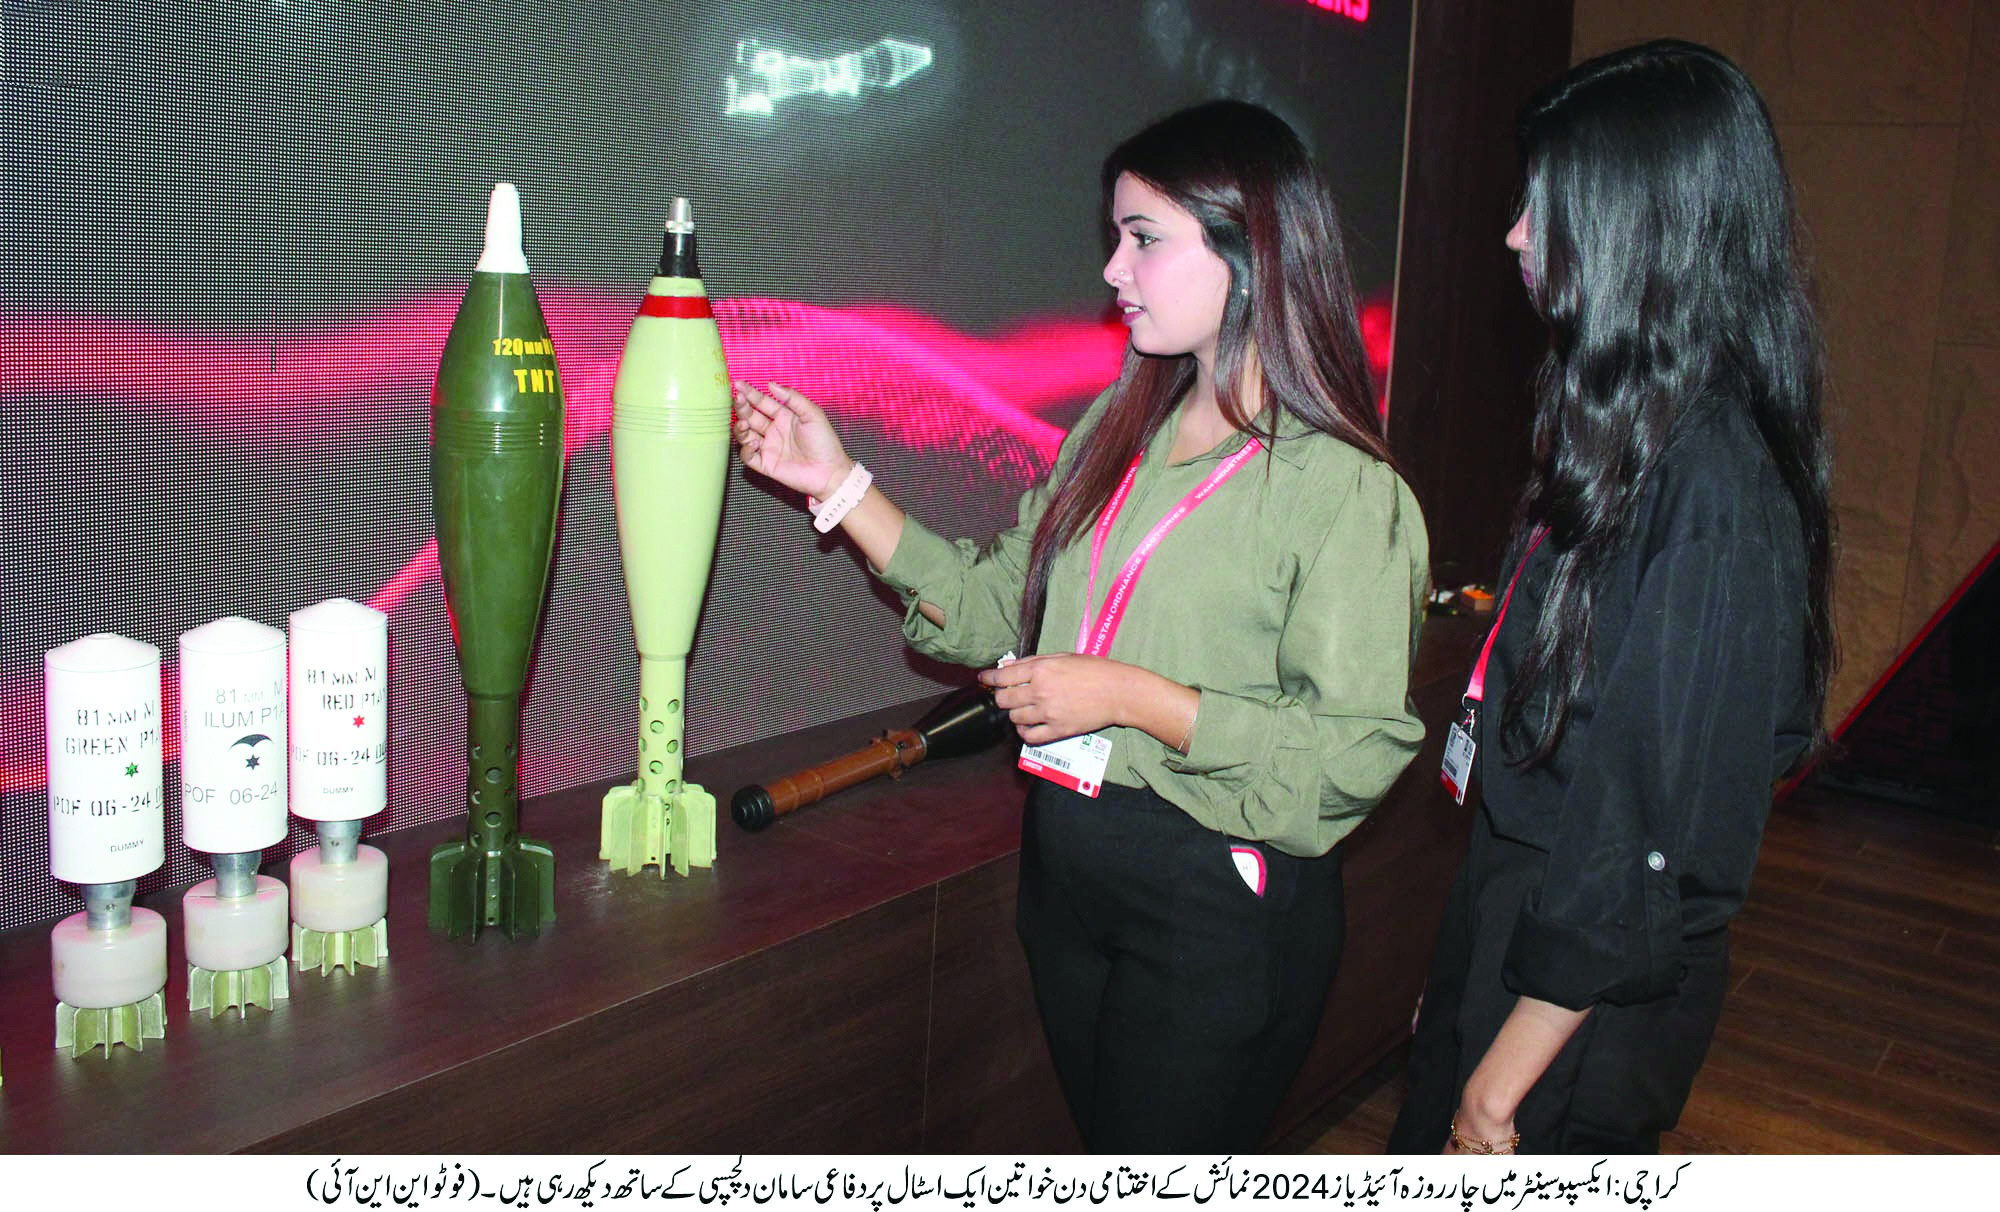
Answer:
[{"xmin": 1155, "ymin": 402, "xmax": 1314, "ymax": 470}]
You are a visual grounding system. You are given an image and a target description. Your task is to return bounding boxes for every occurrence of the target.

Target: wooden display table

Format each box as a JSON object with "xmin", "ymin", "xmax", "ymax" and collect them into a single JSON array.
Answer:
[{"xmin": 0, "ymin": 618, "xmax": 1480, "ymax": 1153}]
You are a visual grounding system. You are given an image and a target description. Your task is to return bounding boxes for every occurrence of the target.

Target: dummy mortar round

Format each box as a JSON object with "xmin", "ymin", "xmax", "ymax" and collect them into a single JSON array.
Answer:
[
  {"xmin": 287, "ymin": 598, "xmax": 387, "ymax": 823},
  {"xmin": 612, "ymin": 277, "xmax": 729, "ymax": 796},
  {"xmin": 427, "ymin": 181, "xmax": 562, "ymax": 937},
  {"xmin": 178, "ymin": 616, "xmax": 287, "ymax": 854},
  {"xmin": 598, "ymin": 200, "xmax": 729, "ymax": 878},
  {"xmin": 45, "ymin": 634, "xmax": 166, "ymax": 885}
]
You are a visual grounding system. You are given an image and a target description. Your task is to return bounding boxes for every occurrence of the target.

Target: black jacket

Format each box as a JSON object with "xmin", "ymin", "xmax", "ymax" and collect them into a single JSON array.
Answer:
[{"xmin": 1476, "ymin": 399, "xmax": 1815, "ymax": 1008}]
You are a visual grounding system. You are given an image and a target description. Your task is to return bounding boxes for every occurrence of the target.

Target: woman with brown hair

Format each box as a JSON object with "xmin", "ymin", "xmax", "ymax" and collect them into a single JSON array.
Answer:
[{"xmin": 734, "ymin": 100, "xmax": 1427, "ymax": 1152}]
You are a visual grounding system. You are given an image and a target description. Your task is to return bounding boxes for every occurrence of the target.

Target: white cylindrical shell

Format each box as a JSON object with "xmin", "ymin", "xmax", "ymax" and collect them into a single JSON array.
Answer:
[
  {"xmin": 51, "ymin": 907, "xmax": 168, "ymax": 1009},
  {"xmin": 289, "ymin": 844, "xmax": 388, "ymax": 933},
  {"xmin": 45, "ymin": 634, "xmax": 165, "ymax": 884},
  {"xmin": 182, "ymin": 875, "xmax": 289, "ymax": 971},
  {"xmin": 288, "ymin": 598, "xmax": 388, "ymax": 822},
  {"xmin": 178, "ymin": 617, "xmax": 288, "ymax": 852}
]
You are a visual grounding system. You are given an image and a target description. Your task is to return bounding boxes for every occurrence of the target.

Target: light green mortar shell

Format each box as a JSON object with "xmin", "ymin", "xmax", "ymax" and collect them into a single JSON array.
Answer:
[{"xmin": 600, "ymin": 275, "xmax": 728, "ymax": 875}]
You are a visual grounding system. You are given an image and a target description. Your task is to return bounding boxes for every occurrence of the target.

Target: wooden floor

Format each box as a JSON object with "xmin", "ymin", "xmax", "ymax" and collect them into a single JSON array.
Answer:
[{"xmin": 1284, "ymin": 784, "xmax": 2000, "ymax": 1154}]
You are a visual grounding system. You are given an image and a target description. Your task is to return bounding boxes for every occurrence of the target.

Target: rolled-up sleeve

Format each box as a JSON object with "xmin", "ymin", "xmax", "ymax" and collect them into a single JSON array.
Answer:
[
  {"xmin": 1502, "ymin": 538, "xmax": 1790, "ymax": 1009},
  {"xmin": 1159, "ymin": 458, "xmax": 1429, "ymax": 857},
  {"xmin": 877, "ymin": 494, "xmax": 1043, "ymax": 668}
]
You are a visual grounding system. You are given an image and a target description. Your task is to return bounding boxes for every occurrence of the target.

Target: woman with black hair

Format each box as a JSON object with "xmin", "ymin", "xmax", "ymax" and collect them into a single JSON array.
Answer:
[
  {"xmin": 734, "ymin": 100, "xmax": 1428, "ymax": 1152},
  {"xmin": 1389, "ymin": 40, "xmax": 1835, "ymax": 1155}
]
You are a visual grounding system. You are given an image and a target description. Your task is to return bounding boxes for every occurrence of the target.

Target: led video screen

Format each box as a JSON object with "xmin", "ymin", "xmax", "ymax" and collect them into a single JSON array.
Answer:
[{"xmin": 0, "ymin": 0, "xmax": 1412, "ymax": 930}]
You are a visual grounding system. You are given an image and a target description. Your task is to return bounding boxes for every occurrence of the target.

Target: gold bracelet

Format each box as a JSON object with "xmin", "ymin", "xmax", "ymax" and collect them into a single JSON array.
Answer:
[{"xmin": 1449, "ymin": 1116, "xmax": 1520, "ymax": 1155}]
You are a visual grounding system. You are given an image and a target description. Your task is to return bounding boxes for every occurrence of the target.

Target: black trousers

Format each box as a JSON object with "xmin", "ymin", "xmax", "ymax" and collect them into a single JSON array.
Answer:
[
  {"xmin": 1388, "ymin": 812, "xmax": 1730, "ymax": 1154},
  {"xmin": 1016, "ymin": 778, "xmax": 1346, "ymax": 1153}
]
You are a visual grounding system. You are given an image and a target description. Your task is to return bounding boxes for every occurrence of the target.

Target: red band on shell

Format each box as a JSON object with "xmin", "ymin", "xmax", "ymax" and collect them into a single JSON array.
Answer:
[{"xmin": 638, "ymin": 295, "xmax": 714, "ymax": 319}]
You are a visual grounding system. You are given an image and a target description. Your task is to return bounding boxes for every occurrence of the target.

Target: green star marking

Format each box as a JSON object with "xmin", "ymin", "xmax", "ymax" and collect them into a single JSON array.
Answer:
[{"xmin": 124, "ymin": 762, "xmax": 138, "ymax": 777}]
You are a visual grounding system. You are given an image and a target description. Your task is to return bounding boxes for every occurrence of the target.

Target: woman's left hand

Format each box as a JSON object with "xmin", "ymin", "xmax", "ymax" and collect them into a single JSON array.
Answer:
[
  {"xmin": 1444, "ymin": 1101, "xmax": 1519, "ymax": 1155},
  {"xmin": 978, "ymin": 654, "xmax": 1141, "ymax": 745},
  {"xmin": 1443, "ymin": 995, "xmax": 1584, "ymax": 1154}
]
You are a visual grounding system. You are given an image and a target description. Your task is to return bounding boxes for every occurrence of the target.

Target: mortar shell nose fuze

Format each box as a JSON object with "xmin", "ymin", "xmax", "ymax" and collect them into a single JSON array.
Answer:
[{"xmin": 476, "ymin": 182, "xmax": 528, "ymax": 274}]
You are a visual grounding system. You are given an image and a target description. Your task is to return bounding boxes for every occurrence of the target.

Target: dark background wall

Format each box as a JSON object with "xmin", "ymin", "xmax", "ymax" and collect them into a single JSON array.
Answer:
[
  {"xmin": 1387, "ymin": 0, "xmax": 1572, "ymax": 591},
  {"xmin": 0, "ymin": 0, "xmax": 1419, "ymax": 932},
  {"xmin": 0, "ymin": 0, "xmax": 1645, "ymax": 936}
]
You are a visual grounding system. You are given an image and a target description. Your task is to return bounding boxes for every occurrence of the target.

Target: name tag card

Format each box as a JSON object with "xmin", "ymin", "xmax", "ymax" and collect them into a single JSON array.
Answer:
[
  {"xmin": 1019, "ymin": 733, "xmax": 1112, "ymax": 799},
  {"xmin": 1439, "ymin": 717, "xmax": 1475, "ymax": 805}
]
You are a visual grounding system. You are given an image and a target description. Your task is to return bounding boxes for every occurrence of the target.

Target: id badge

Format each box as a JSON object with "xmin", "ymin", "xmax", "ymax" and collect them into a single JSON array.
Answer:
[
  {"xmin": 1019, "ymin": 732, "xmax": 1112, "ymax": 798},
  {"xmin": 1439, "ymin": 706, "xmax": 1476, "ymax": 805}
]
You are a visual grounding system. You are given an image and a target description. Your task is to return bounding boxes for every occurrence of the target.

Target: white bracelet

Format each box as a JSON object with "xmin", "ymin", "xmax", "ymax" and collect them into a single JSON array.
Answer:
[{"xmin": 810, "ymin": 462, "xmax": 872, "ymax": 533}]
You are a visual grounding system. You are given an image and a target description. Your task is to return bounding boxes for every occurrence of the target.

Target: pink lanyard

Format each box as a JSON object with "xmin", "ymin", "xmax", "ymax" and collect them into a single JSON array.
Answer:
[
  {"xmin": 1464, "ymin": 525, "xmax": 1550, "ymax": 705},
  {"xmin": 1075, "ymin": 437, "xmax": 1265, "ymax": 656}
]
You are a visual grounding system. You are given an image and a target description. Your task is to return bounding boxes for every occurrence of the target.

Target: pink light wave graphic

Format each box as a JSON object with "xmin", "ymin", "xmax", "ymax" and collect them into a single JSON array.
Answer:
[
  {"xmin": 1, "ymin": 293, "xmax": 1128, "ymax": 793},
  {"xmin": 2, "ymin": 291, "xmax": 1391, "ymax": 794}
]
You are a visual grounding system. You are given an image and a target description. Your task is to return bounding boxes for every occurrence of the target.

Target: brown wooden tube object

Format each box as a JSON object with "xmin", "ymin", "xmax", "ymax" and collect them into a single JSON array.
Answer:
[{"xmin": 731, "ymin": 685, "xmax": 1010, "ymax": 831}]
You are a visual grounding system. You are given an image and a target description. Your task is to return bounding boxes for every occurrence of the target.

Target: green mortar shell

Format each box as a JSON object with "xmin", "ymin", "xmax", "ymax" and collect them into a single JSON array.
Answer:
[
  {"xmin": 610, "ymin": 276, "xmax": 728, "ymax": 795},
  {"xmin": 429, "ymin": 267, "xmax": 563, "ymax": 938},
  {"xmin": 431, "ymin": 270, "xmax": 565, "ymax": 698}
]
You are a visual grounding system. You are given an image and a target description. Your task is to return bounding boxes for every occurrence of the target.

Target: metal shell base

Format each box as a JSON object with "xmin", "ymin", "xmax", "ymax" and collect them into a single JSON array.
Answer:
[
  {"xmin": 427, "ymin": 836, "xmax": 555, "ymax": 940},
  {"xmin": 55, "ymin": 992, "xmax": 165, "ymax": 1058},
  {"xmin": 188, "ymin": 958, "xmax": 291, "ymax": 1018},
  {"xmin": 600, "ymin": 781, "xmax": 717, "ymax": 877},
  {"xmin": 292, "ymin": 917, "xmax": 388, "ymax": 976}
]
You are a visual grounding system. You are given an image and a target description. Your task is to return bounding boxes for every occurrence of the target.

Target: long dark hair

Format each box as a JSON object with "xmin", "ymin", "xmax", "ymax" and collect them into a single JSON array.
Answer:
[
  {"xmin": 1019, "ymin": 100, "xmax": 1391, "ymax": 650},
  {"xmin": 1501, "ymin": 40, "xmax": 1836, "ymax": 765}
]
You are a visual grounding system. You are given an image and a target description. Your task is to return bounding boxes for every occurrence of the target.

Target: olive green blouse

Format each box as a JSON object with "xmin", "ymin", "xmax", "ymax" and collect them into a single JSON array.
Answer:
[{"xmin": 877, "ymin": 391, "xmax": 1429, "ymax": 858}]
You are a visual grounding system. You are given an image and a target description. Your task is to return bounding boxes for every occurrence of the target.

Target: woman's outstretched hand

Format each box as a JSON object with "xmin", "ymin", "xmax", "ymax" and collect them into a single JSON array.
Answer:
[
  {"xmin": 731, "ymin": 376, "xmax": 920, "ymax": 593},
  {"xmin": 732, "ymin": 380, "xmax": 853, "ymax": 500}
]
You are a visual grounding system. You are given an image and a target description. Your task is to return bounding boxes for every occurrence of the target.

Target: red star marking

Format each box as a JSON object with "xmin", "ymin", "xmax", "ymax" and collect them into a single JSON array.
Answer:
[{"xmin": 353, "ymin": 715, "xmax": 366, "ymax": 727}]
